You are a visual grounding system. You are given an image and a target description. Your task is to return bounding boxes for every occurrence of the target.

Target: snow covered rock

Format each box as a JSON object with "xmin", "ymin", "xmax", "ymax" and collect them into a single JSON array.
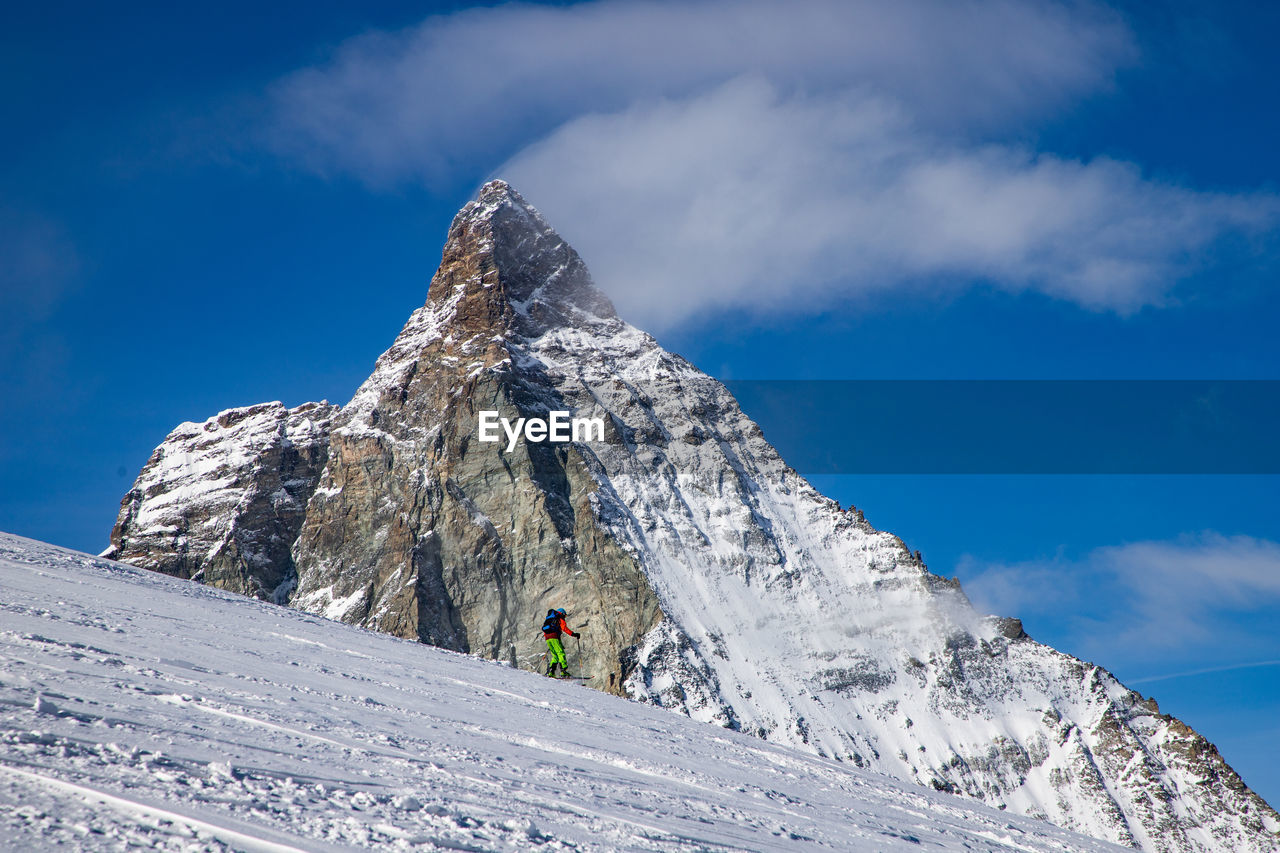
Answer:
[
  {"xmin": 104, "ymin": 400, "xmax": 337, "ymax": 601},
  {"xmin": 103, "ymin": 181, "xmax": 1279, "ymax": 852}
]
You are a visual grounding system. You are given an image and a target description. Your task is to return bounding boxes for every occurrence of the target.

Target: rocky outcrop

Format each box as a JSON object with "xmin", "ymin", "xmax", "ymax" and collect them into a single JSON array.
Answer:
[
  {"xmin": 103, "ymin": 401, "xmax": 336, "ymax": 601},
  {"xmin": 105, "ymin": 181, "xmax": 1279, "ymax": 852}
]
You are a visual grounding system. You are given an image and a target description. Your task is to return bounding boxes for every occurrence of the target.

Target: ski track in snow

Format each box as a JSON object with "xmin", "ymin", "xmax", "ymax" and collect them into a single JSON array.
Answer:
[{"xmin": 0, "ymin": 533, "xmax": 1126, "ymax": 852}]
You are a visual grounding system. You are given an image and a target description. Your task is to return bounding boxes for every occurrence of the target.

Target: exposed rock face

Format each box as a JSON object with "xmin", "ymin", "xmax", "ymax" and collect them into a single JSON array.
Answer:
[
  {"xmin": 104, "ymin": 401, "xmax": 336, "ymax": 601},
  {"xmin": 106, "ymin": 182, "xmax": 1279, "ymax": 852},
  {"xmin": 290, "ymin": 186, "xmax": 662, "ymax": 680}
]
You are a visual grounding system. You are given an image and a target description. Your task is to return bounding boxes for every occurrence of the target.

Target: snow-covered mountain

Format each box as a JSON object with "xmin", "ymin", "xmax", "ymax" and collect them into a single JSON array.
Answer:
[
  {"xmin": 104, "ymin": 181, "xmax": 1279, "ymax": 851},
  {"xmin": 2, "ymin": 533, "xmax": 1132, "ymax": 851}
]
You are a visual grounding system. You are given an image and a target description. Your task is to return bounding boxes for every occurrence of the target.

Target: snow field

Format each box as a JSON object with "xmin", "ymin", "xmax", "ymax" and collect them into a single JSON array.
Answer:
[{"xmin": 0, "ymin": 533, "xmax": 1124, "ymax": 852}]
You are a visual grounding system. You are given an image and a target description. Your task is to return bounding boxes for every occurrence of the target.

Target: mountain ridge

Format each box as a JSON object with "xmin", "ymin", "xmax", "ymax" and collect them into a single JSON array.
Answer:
[{"xmin": 104, "ymin": 180, "xmax": 1280, "ymax": 852}]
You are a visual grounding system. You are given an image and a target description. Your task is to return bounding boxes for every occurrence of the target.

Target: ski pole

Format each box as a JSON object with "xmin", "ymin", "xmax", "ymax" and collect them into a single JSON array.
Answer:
[{"xmin": 576, "ymin": 621, "xmax": 589, "ymax": 676}]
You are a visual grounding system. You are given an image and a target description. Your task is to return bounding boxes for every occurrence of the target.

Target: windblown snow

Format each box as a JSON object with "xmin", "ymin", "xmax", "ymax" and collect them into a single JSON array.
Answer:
[{"xmin": 0, "ymin": 533, "xmax": 1127, "ymax": 852}]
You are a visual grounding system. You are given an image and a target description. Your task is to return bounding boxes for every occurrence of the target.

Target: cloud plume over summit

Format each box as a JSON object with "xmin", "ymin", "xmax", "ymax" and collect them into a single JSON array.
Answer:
[{"xmin": 266, "ymin": 0, "xmax": 1277, "ymax": 328}]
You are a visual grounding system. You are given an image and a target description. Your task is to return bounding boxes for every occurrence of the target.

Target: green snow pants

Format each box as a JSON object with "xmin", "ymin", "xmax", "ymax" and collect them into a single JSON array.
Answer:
[{"xmin": 545, "ymin": 638, "xmax": 568, "ymax": 676}]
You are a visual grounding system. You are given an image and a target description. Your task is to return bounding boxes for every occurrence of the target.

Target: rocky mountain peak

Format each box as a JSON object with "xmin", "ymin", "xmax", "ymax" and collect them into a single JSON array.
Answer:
[
  {"xmin": 431, "ymin": 178, "xmax": 618, "ymax": 342},
  {"xmin": 335, "ymin": 179, "xmax": 621, "ymax": 430}
]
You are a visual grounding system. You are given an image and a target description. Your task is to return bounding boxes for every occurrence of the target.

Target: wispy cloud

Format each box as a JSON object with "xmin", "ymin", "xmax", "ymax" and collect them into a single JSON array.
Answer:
[
  {"xmin": 959, "ymin": 532, "xmax": 1280, "ymax": 663},
  {"xmin": 1127, "ymin": 659, "xmax": 1280, "ymax": 686},
  {"xmin": 267, "ymin": 0, "xmax": 1132, "ymax": 184},
  {"xmin": 503, "ymin": 79, "xmax": 1275, "ymax": 328},
  {"xmin": 264, "ymin": 0, "xmax": 1278, "ymax": 328}
]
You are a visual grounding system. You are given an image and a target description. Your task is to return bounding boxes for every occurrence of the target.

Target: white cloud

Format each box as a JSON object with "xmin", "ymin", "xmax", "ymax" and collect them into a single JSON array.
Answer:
[
  {"xmin": 264, "ymin": 0, "xmax": 1277, "ymax": 327},
  {"xmin": 268, "ymin": 0, "xmax": 1132, "ymax": 184},
  {"xmin": 501, "ymin": 79, "xmax": 1275, "ymax": 327},
  {"xmin": 1093, "ymin": 533, "xmax": 1280, "ymax": 644},
  {"xmin": 960, "ymin": 532, "xmax": 1280, "ymax": 661}
]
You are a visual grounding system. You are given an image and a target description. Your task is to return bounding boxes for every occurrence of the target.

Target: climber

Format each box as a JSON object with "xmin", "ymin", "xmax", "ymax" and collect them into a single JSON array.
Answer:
[{"xmin": 540, "ymin": 608, "xmax": 580, "ymax": 678}]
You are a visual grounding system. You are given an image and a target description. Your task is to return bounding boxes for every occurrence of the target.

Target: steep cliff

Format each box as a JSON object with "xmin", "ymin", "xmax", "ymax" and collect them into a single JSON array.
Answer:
[{"xmin": 105, "ymin": 182, "xmax": 1279, "ymax": 852}]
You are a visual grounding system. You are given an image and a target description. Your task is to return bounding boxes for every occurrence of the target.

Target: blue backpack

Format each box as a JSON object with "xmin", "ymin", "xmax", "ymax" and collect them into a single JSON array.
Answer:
[{"xmin": 542, "ymin": 610, "xmax": 563, "ymax": 636}]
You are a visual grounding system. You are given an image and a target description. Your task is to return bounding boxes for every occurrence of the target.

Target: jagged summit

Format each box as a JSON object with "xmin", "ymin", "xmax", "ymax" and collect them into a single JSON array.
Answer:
[
  {"xmin": 334, "ymin": 180, "xmax": 627, "ymax": 440},
  {"xmin": 335, "ymin": 180, "xmax": 621, "ymax": 428},
  {"xmin": 433, "ymin": 178, "xmax": 618, "ymax": 336},
  {"xmin": 105, "ymin": 185, "xmax": 1280, "ymax": 853},
  {"xmin": 458, "ymin": 178, "xmax": 536, "ymax": 229}
]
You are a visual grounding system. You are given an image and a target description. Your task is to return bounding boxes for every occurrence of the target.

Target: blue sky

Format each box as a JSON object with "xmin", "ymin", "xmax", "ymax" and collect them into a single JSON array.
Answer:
[{"xmin": 2, "ymin": 0, "xmax": 1278, "ymax": 804}]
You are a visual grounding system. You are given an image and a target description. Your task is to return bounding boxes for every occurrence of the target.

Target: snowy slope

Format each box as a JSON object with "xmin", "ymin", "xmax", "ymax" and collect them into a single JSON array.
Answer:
[{"xmin": 0, "ymin": 532, "xmax": 1128, "ymax": 852}]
